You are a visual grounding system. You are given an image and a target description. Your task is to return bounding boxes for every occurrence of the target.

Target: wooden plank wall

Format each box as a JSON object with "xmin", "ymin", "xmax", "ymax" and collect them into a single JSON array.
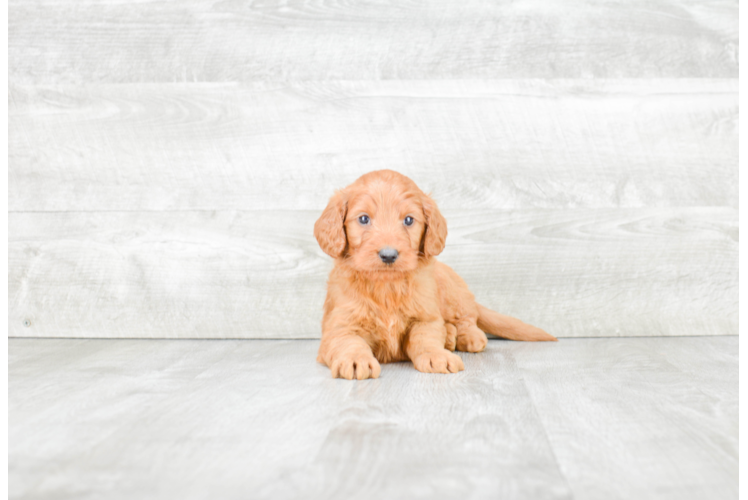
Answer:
[{"xmin": 9, "ymin": 0, "xmax": 738, "ymax": 338}]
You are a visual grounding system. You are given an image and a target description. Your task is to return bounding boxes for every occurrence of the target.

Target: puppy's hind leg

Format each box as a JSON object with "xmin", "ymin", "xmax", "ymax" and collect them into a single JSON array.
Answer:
[
  {"xmin": 434, "ymin": 261, "xmax": 487, "ymax": 353},
  {"xmin": 444, "ymin": 323, "xmax": 457, "ymax": 351},
  {"xmin": 454, "ymin": 319, "xmax": 488, "ymax": 353}
]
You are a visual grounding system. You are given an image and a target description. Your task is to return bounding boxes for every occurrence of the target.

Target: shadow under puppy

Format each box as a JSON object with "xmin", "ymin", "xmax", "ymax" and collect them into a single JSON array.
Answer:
[{"xmin": 314, "ymin": 170, "xmax": 556, "ymax": 380}]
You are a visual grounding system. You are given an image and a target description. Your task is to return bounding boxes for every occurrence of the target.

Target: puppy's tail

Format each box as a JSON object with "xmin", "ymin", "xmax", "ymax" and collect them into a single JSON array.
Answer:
[{"xmin": 476, "ymin": 304, "xmax": 557, "ymax": 342}]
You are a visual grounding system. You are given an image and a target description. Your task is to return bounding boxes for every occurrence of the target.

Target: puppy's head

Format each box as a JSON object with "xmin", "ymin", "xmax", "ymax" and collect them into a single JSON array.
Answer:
[{"xmin": 314, "ymin": 170, "xmax": 447, "ymax": 274}]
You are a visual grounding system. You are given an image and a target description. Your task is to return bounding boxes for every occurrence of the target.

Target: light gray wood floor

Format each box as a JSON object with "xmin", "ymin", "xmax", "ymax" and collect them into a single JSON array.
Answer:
[{"xmin": 9, "ymin": 337, "xmax": 737, "ymax": 500}]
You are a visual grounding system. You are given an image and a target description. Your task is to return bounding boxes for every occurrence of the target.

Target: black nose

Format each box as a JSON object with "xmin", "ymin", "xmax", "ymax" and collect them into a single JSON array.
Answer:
[{"xmin": 378, "ymin": 247, "xmax": 399, "ymax": 264}]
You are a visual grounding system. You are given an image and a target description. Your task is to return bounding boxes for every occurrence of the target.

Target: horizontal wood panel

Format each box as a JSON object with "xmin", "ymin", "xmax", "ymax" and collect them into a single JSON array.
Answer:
[
  {"xmin": 9, "ymin": 79, "xmax": 738, "ymax": 212},
  {"xmin": 9, "ymin": 0, "xmax": 737, "ymax": 84},
  {"xmin": 9, "ymin": 208, "xmax": 737, "ymax": 338}
]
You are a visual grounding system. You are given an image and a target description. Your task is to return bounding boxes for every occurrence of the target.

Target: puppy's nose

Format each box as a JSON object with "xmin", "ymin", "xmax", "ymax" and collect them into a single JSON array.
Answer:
[{"xmin": 378, "ymin": 247, "xmax": 399, "ymax": 264}]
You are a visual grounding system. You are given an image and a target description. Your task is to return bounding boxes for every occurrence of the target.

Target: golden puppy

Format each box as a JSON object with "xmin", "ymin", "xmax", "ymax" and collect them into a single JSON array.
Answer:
[{"xmin": 314, "ymin": 170, "xmax": 556, "ymax": 380}]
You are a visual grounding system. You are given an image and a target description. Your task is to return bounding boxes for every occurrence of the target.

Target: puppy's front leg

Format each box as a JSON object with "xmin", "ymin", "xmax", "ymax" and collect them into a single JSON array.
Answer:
[
  {"xmin": 318, "ymin": 330, "xmax": 381, "ymax": 380},
  {"xmin": 405, "ymin": 320, "xmax": 465, "ymax": 374}
]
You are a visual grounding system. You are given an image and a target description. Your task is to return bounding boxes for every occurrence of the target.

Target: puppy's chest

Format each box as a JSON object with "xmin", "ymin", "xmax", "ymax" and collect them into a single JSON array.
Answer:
[{"xmin": 359, "ymin": 305, "xmax": 412, "ymax": 362}]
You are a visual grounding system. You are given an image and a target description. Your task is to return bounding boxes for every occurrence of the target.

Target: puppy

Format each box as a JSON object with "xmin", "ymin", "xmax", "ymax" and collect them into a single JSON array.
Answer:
[{"xmin": 314, "ymin": 170, "xmax": 556, "ymax": 380}]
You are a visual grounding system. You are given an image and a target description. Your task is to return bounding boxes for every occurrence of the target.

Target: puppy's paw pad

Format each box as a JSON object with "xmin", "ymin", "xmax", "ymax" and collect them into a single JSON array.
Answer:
[
  {"xmin": 330, "ymin": 354, "xmax": 381, "ymax": 380},
  {"xmin": 413, "ymin": 350, "xmax": 464, "ymax": 374}
]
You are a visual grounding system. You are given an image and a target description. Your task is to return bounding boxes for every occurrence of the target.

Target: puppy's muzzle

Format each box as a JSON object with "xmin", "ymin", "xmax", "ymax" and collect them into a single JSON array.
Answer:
[{"xmin": 378, "ymin": 247, "xmax": 399, "ymax": 264}]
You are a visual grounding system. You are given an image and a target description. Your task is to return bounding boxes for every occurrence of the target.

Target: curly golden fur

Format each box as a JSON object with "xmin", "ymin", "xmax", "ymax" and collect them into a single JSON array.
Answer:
[{"xmin": 314, "ymin": 170, "xmax": 556, "ymax": 379}]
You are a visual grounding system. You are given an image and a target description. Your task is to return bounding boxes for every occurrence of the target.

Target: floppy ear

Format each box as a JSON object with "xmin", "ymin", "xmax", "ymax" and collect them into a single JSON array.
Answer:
[
  {"xmin": 421, "ymin": 193, "xmax": 447, "ymax": 257},
  {"xmin": 314, "ymin": 190, "xmax": 348, "ymax": 258}
]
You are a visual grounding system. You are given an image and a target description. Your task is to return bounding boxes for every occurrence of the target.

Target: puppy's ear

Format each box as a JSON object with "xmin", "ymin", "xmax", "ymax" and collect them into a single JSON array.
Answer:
[
  {"xmin": 421, "ymin": 194, "xmax": 447, "ymax": 257},
  {"xmin": 314, "ymin": 190, "xmax": 348, "ymax": 258}
]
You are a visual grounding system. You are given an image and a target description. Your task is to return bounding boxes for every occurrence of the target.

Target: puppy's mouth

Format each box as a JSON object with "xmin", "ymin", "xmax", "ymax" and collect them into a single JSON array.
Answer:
[
  {"xmin": 364, "ymin": 264, "xmax": 409, "ymax": 280},
  {"xmin": 344, "ymin": 247, "xmax": 417, "ymax": 274},
  {"xmin": 361, "ymin": 260, "xmax": 407, "ymax": 273},
  {"xmin": 374, "ymin": 258, "xmax": 416, "ymax": 273},
  {"xmin": 377, "ymin": 257, "xmax": 404, "ymax": 271},
  {"xmin": 378, "ymin": 264, "xmax": 401, "ymax": 271}
]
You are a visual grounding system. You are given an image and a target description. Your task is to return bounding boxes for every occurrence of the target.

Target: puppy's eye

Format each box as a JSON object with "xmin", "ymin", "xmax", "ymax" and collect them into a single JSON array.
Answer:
[
  {"xmin": 404, "ymin": 216, "xmax": 414, "ymax": 226},
  {"xmin": 358, "ymin": 215, "xmax": 370, "ymax": 225}
]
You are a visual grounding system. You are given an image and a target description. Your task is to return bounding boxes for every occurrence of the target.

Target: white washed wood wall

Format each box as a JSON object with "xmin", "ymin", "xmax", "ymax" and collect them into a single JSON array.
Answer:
[{"xmin": 9, "ymin": 0, "xmax": 738, "ymax": 338}]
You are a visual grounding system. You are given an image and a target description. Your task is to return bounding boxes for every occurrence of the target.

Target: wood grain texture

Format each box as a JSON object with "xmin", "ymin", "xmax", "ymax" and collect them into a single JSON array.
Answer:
[
  {"xmin": 8, "ymin": 0, "xmax": 739, "ymax": 344},
  {"xmin": 738, "ymin": 338, "xmax": 748, "ymax": 491},
  {"xmin": 738, "ymin": 205, "xmax": 748, "ymax": 336},
  {"xmin": 9, "ymin": 337, "xmax": 738, "ymax": 500},
  {"xmin": 9, "ymin": 79, "xmax": 738, "ymax": 212},
  {"xmin": 514, "ymin": 337, "xmax": 738, "ymax": 500},
  {"xmin": 8, "ymin": 0, "xmax": 738, "ymax": 84},
  {"xmin": 9, "ymin": 207, "xmax": 737, "ymax": 339}
]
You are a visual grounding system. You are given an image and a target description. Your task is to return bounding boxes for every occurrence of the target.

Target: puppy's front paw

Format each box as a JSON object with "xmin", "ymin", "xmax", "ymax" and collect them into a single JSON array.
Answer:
[
  {"xmin": 330, "ymin": 353, "xmax": 381, "ymax": 380},
  {"xmin": 412, "ymin": 350, "xmax": 464, "ymax": 374},
  {"xmin": 456, "ymin": 327, "xmax": 488, "ymax": 353}
]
